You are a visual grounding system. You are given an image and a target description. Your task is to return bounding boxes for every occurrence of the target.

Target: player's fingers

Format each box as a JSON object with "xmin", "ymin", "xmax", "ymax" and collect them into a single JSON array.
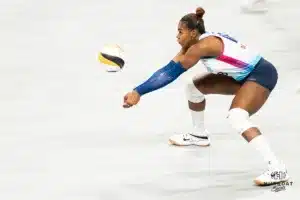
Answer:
[
  {"xmin": 123, "ymin": 95, "xmax": 128, "ymax": 101},
  {"xmin": 123, "ymin": 103, "xmax": 132, "ymax": 108},
  {"xmin": 123, "ymin": 100, "xmax": 132, "ymax": 108}
]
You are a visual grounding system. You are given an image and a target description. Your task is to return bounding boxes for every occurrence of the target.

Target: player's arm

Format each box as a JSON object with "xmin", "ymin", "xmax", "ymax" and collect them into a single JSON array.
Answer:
[{"xmin": 133, "ymin": 41, "xmax": 219, "ymax": 96}]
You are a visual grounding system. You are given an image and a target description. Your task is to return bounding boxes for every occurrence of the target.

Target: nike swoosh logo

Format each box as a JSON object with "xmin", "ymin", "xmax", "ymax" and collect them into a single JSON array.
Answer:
[{"xmin": 189, "ymin": 134, "xmax": 208, "ymax": 139}]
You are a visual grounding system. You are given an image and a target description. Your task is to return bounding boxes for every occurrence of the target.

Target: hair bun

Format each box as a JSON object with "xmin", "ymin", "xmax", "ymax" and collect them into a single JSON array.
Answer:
[{"xmin": 195, "ymin": 7, "xmax": 205, "ymax": 18}]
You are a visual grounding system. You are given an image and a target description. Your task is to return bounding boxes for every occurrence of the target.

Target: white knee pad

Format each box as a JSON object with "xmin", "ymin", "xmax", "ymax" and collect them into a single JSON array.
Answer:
[
  {"xmin": 227, "ymin": 108, "xmax": 256, "ymax": 134},
  {"xmin": 185, "ymin": 79, "xmax": 205, "ymax": 103}
]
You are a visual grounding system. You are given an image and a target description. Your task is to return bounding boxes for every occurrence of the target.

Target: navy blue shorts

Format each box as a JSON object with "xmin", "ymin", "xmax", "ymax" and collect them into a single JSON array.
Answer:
[{"xmin": 239, "ymin": 57, "xmax": 278, "ymax": 91}]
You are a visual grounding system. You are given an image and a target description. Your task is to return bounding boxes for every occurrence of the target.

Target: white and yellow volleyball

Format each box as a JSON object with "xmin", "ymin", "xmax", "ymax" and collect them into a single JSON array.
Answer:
[{"xmin": 98, "ymin": 44, "xmax": 125, "ymax": 72}]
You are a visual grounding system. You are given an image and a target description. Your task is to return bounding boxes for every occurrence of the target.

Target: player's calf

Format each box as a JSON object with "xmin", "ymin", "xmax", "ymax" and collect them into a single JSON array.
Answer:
[
  {"xmin": 169, "ymin": 78, "xmax": 210, "ymax": 146},
  {"xmin": 227, "ymin": 107, "xmax": 290, "ymax": 186}
]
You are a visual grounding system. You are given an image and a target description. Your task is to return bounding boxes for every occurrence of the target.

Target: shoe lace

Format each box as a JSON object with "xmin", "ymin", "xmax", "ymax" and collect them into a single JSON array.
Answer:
[
  {"xmin": 183, "ymin": 133, "xmax": 191, "ymax": 139},
  {"xmin": 263, "ymin": 169, "xmax": 272, "ymax": 176}
]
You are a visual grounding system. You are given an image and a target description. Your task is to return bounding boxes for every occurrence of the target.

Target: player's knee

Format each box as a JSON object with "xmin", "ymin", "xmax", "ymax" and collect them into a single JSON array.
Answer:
[
  {"xmin": 185, "ymin": 79, "xmax": 205, "ymax": 103},
  {"xmin": 227, "ymin": 108, "xmax": 256, "ymax": 134}
]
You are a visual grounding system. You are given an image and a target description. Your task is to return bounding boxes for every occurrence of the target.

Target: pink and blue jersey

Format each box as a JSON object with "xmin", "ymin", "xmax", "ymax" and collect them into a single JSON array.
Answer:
[{"xmin": 199, "ymin": 32, "xmax": 262, "ymax": 81}]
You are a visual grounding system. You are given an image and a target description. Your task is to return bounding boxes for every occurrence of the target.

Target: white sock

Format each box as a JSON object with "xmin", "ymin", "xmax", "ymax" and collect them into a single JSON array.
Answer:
[
  {"xmin": 190, "ymin": 110, "xmax": 207, "ymax": 136},
  {"xmin": 249, "ymin": 135, "xmax": 279, "ymax": 166}
]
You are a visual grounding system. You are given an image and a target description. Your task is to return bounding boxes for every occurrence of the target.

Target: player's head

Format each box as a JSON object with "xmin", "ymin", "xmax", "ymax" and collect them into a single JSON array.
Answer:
[{"xmin": 177, "ymin": 7, "xmax": 206, "ymax": 48}]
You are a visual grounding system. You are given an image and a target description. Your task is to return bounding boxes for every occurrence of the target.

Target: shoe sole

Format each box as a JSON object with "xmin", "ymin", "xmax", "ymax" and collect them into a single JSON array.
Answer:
[
  {"xmin": 254, "ymin": 179, "xmax": 289, "ymax": 186},
  {"xmin": 168, "ymin": 139, "xmax": 210, "ymax": 147}
]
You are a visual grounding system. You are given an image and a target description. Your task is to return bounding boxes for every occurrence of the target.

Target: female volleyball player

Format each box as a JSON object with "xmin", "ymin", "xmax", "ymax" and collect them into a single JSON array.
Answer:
[{"xmin": 122, "ymin": 7, "xmax": 289, "ymax": 186}]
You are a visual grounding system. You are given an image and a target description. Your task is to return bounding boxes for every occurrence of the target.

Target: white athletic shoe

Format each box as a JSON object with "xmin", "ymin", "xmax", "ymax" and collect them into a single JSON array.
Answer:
[
  {"xmin": 254, "ymin": 162, "xmax": 290, "ymax": 186},
  {"xmin": 168, "ymin": 130, "xmax": 210, "ymax": 146}
]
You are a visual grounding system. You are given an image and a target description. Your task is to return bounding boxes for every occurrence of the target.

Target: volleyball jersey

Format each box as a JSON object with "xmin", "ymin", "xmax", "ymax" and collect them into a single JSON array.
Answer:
[{"xmin": 199, "ymin": 32, "xmax": 262, "ymax": 81}]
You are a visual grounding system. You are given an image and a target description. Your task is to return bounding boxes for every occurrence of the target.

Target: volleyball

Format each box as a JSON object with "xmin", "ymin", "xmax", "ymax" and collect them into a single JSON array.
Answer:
[{"xmin": 98, "ymin": 44, "xmax": 125, "ymax": 72}]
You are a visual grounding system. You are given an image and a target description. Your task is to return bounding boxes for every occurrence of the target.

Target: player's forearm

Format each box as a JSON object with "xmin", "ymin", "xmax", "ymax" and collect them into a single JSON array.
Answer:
[{"xmin": 134, "ymin": 60, "xmax": 186, "ymax": 96}]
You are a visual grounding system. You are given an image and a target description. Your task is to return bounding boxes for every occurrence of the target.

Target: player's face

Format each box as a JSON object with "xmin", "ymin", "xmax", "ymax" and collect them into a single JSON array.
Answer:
[{"xmin": 176, "ymin": 22, "xmax": 197, "ymax": 48}]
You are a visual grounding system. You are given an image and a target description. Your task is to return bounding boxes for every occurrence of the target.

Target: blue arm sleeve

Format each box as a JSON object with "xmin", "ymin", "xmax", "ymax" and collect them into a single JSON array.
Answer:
[{"xmin": 134, "ymin": 60, "xmax": 186, "ymax": 96}]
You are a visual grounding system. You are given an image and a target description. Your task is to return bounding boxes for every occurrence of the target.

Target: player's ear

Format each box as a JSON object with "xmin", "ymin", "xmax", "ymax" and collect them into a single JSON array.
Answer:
[{"xmin": 191, "ymin": 29, "xmax": 198, "ymax": 39}]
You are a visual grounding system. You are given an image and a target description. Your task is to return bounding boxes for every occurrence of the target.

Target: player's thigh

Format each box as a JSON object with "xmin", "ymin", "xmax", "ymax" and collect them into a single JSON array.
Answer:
[
  {"xmin": 230, "ymin": 81, "xmax": 270, "ymax": 116},
  {"xmin": 230, "ymin": 58, "xmax": 278, "ymax": 116},
  {"xmin": 193, "ymin": 73, "xmax": 242, "ymax": 95}
]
